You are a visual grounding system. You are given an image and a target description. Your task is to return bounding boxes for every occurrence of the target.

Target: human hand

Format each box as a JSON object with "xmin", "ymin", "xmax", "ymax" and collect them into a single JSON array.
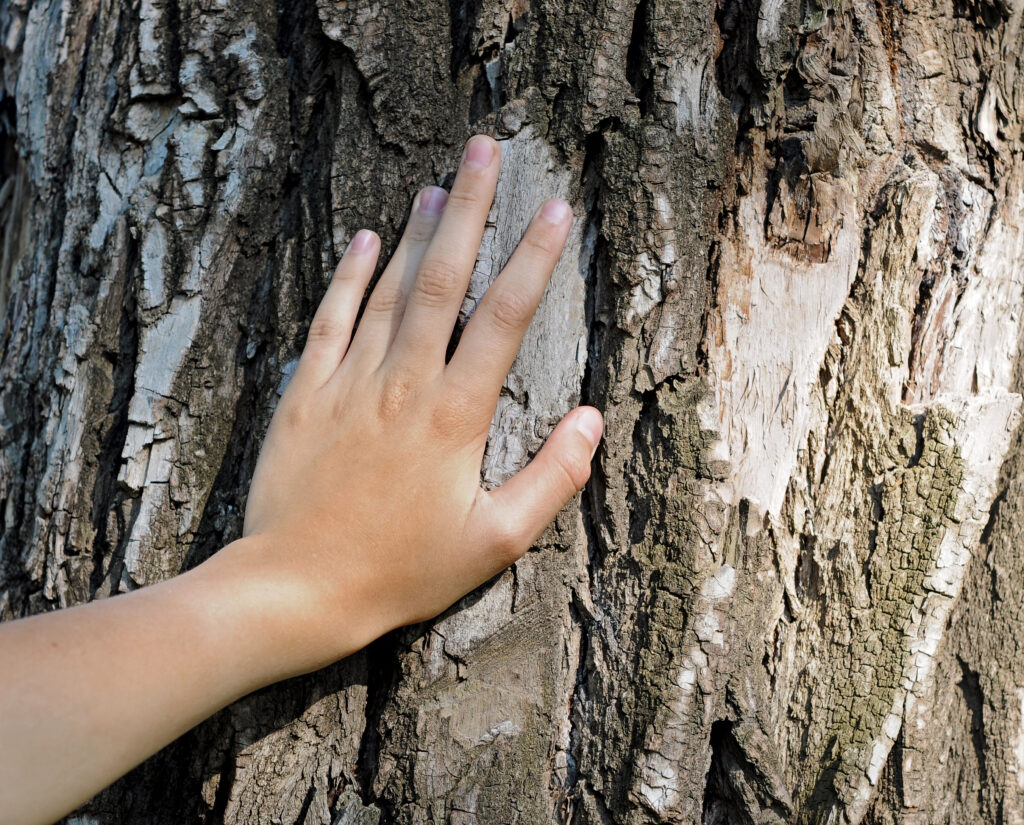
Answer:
[
  {"xmin": 0, "ymin": 135, "xmax": 603, "ymax": 825},
  {"xmin": 234, "ymin": 134, "xmax": 603, "ymax": 677}
]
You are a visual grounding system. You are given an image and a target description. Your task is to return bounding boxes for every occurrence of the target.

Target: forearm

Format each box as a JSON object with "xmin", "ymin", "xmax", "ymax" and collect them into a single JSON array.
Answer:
[
  {"xmin": 0, "ymin": 133, "xmax": 601, "ymax": 825},
  {"xmin": 0, "ymin": 539, "xmax": 294, "ymax": 825}
]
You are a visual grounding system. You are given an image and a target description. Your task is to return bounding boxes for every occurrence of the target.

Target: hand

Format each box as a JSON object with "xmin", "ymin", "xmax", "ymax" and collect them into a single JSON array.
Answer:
[
  {"xmin": 0, "ymin": 136, "xmax": 606, "ymax": 825},
  {"xmin": 235, "ymin": 134, "xmax": 603, "ymax": 676},
  {"xmin": 0, "ymin": 135, "xmax": 603, "ymax": 825}
]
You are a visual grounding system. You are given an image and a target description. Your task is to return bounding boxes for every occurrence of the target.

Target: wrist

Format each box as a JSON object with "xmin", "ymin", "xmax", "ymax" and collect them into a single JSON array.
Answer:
[{"xmin": 189, "ymin": 534, "xmax": 373, "ymax": 685}]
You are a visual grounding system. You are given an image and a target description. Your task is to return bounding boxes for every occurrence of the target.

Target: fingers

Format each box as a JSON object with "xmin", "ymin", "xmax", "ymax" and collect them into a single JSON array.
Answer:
[
  {"xmin": 482, "ymin": 406, "xmax": 603, "ymax": 563},
  {"xmin": 345, "ymin": 186, "xmax": 448, "ymax": 369},
  {"xmin": 445, "ymin": 198, "xmax": 572, "ymax": 407},
  {"xmin": 293, "ymin": 229, "xmax": 380, "ymax": 388},
  {"xmin": 388, "ymin": 134, "xmax": 501, "ymax": 367}
]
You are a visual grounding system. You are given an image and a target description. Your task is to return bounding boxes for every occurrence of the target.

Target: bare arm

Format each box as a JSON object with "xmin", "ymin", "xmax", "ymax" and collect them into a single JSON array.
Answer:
[{"xmin": 0, "ymin": 134, "xmax": 603, "ymax": 825}]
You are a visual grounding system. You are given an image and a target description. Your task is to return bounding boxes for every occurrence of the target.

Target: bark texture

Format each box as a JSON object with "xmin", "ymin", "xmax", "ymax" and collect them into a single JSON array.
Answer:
[{"xmin": 2, "ymin": 0, "xmax": 1024, "ymax": 822}]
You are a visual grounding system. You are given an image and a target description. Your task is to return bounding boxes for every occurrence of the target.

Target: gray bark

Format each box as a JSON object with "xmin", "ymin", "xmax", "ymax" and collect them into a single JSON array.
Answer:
[{"xmin": 2, "ymin": 0, "xmax": 1024, "ymax": 823}]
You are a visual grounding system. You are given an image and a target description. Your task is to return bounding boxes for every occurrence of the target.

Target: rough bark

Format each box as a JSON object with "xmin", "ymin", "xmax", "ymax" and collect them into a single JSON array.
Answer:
[{"xmin": 2, "ymin": 0, "xmax": 1024, "ymax": 822}]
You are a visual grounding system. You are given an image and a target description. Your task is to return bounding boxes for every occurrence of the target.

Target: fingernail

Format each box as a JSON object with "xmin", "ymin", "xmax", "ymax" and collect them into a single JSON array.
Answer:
[
  {"xmin": 463, "ymin": 135, "xmax": 495, "ymax": 168},
  {"xmin": 348, "ymin": 229, "xmax": 375, "ymax": 254},
  {"xmin": 575, "ymin": 408, "xmax": 603, "ymax": 458},
  {"xmin": 418, "ymin": 186, "xmax": 448, "ymax": 215},
  {"xmin": 541, "ymin": 199, "xmax": 571, "ymax": 224}
]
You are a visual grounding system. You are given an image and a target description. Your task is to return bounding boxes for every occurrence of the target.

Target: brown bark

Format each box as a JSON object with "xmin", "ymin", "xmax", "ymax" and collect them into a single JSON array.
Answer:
[{"xmin": 2, "ymin": 0, "xmax": 1024, "ymax": 822}]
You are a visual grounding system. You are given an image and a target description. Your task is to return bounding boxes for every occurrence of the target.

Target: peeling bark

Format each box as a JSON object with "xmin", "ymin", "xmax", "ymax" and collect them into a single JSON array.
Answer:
[{"xmin": 3, "ymin": 0, "xmax": 1024, "ymax": 822}]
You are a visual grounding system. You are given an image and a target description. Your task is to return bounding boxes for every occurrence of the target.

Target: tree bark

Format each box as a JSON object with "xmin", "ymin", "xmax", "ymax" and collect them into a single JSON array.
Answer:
[{"xmin": 2, "ymin": 0, "xmax": 1024, "ymax": 822}]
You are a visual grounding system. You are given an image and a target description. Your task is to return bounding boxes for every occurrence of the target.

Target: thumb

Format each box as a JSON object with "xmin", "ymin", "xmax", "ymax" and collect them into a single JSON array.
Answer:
[{"xmin": 486, "ymin": 405, "xmax": 603, "ymax": 555}]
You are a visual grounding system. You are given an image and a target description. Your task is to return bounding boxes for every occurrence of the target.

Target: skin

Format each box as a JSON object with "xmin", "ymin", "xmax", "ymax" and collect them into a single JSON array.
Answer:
[{"xmin": 0, "ymin": 134, "xmax": 603, "ymax": 825}]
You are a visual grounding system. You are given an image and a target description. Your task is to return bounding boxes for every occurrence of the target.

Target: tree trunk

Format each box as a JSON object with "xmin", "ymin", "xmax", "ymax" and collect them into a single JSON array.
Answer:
[{"xmin": 3, "ymin": 0, "xmax": 1024, "ymax": 822}]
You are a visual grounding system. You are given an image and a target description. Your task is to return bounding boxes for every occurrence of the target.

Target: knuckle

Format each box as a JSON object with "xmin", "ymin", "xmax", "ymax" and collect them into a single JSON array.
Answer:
[
  {"xmin": 280, "ymin": 395, "xmax": 309, "ymax": 430},
  {"xmin": 366, "ymin": 285, "xmax": 405, "ymax": 315},
  {"xmin": 445, "ymin": 186, "xmax": 481, "ymax": 211},
  {"xmin": 378, "ymin": 369, "xmax": 413, "ymax": 421},
  {"xmin": 554, "ymin": 452, "xmax": 590, "ymax": 494},
  {"xmin": 429, "ymin": 390, "xmax": 478, "ymax": 437},
  {"xmin": 414, "ymin": 260, "xmax": 461, "ymax": 304},
  {"xmin": 331, "ymin": 261, "xmax": 362, "ymax": 284},
  {"xmin": 404, "ymin": 214, "xmax": 438, "ymax": 244},
  {"xmin": 488, "ymin": 290, "xmax": 531, "ymax": 333},
  {"xmin": 306, "ymin": 316, "xmax": 346, "ymax": 343},
  {"xmin": 523, "ymin": 227, "xmax": 563, "ymax": 258}
]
